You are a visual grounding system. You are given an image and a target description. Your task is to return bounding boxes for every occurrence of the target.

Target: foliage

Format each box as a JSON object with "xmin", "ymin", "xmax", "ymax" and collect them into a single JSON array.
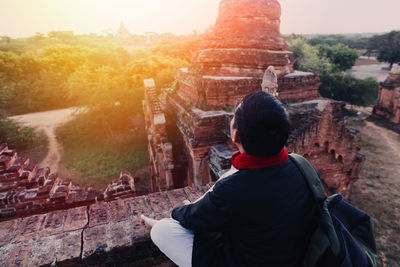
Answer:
[
  {"xmin": 317, "ymin": 44, "xmax": 359, "ymax": 71},
  {"xmin": 288, "ymin": 37, "xmax": 378, "ymax": 106},
  {"xmin": 0, "ymin": 32, "xmax": 198, "ymax": 117},
  {"xmin": 0, "ymin": 112, "xmax": 36, "ymax": 149},
  {"xmin": 288, "ymin": 38, "xmax": 333, "ymax": 75},
  {"xmin": 306, "ymin": 34, "xmax": 370, "ymax": 50},
  {"xmin": 368, "ymin": 31, "xmax": 400, "ymax": 68},
  {"xmin": 320, "ymin": 75, "xmax": 378, "ymax": 106}
]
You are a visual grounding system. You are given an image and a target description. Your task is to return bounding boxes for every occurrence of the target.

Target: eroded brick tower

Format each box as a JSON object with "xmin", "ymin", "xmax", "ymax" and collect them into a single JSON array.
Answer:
[
  {"xmin": 143, "ymin": 0, "xmax": 365, "ymax": 198},
  {"xmin": 371, "ymin": 64, "xmax": 400, "ymax": 132}
]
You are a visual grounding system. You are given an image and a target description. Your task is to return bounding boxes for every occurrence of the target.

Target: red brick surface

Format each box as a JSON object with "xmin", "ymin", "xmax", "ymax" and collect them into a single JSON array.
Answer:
[{"xmin": 0, "ymin": 186, "xmax": 197, "ymax": 266}]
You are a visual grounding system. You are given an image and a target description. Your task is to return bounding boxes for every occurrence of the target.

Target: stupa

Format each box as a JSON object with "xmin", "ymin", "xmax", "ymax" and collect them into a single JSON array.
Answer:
[{"xmin": 143, "ymin": 0, "xmax": 364, "ymax": 199}]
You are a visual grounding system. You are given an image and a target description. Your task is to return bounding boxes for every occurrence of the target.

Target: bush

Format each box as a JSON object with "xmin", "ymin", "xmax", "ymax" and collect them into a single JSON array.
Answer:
[{"xmin": 0, "ymin": 113, "xmax": 36, "ymax": 149}]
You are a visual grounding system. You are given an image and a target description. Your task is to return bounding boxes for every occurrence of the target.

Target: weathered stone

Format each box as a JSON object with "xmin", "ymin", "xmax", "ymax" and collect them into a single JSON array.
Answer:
[
  {"xmin": 56, "ymin": 230, "xmax": 82, "ymax": 266},
  {"xmin": 0, "ymin": 218, "xmax": 19, "ymax": 247},
  {"xmin": 184, "ymin": 186, "xmax": 205, "ymax": 203},
  {"xmin": 82, "ymin": 225, "xmax": 108, "ymax": 264},
  {"xmin": 63, "ymin": 206, "xmax": 88, "ymax": 232},
  {"xmin": 29, "ymin": 236, "xmax": 58, "ymax": 267},
  {"xmin": 0, "ymin": 185, "xmax": 205, "ymax": 266},
  {"xmin": 166, "ymin": 189, "xmax": 188, "ymax": 209},
  {"xmin": 14, "ymin": 215, "xmax": 44, "ymax": 242},
  {"xmin": 109, "ymin": 199, "xmax": 129, "ymax": 223},
  {"xmin": 108, "ymin": 221, "xmax": 131, "ymax": 250},
  {"xmin": 89, "ymin": 202, "xmax": 109, "ymax": 227},
  {"xmin": 40, "ymin": 210, "xmax": 68, "ymax": 237},
  {"xmin": 3, "ymin": 241, "xmax": 33, "ymax": 267},
  {"xmin": 125, "ymin": 196, "xmax": 151, "ymax": 217},
  {"xmin": 147, "ymin": 192, "xmax": 171, "ymax": 213}
]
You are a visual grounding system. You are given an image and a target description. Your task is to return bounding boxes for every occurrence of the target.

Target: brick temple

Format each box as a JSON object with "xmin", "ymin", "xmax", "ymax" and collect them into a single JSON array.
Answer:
[
  {"xmin": 371, "ymin": 64, "xmax": 400, "ymax": 132},
  {"xmin": 143, "ymin": 0, "xmax": 365, "ymax": 198}
]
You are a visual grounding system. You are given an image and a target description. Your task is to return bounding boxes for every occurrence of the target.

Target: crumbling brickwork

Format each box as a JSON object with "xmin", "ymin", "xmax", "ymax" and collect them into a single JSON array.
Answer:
[
  {"xmin": 286, "ymin": 100, "xmax": 365, "ymax": 199},
  {"xmin": 143, "ymin": 79, "xmax": 175, "ymax": 192},
  {"xmin": 0, "ymin": 143, "xmax": 136, "ymax": 222},
  {"xmin": 372, "ymin": 64, "xmax": 400, "ymax": 132},
  {"xmin": 143, "ymin": 0, "xmax": 363, "ymax": 197}
]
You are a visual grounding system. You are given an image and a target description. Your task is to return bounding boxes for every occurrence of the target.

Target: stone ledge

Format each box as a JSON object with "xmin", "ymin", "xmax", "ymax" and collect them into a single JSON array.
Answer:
[{"xmin": 0, "ymin": 185, "xmax": 210, "ymax": 266}]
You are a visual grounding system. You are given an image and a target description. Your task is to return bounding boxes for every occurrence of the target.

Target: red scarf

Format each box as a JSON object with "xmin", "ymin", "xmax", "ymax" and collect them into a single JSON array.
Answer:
[{"xmin": 231, "ymin": 148, "xmax": 288, "ymax": 170}]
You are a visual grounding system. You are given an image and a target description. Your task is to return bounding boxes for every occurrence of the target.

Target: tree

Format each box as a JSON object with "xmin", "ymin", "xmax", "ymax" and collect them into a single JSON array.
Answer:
[
  {"xmin": 319, "ymin": 74, "xmax": 378, "ymax": 106},
  {"xmin": 287, "ymin": 38, "xmax": 332, "ymax": 75},
  {"xmin": 368, "ymin": 31, "xmax": 400, "ymax": 69},
  {"xmin": 317, "ymin": 44, "xmax": 359, "ymax": 71}
]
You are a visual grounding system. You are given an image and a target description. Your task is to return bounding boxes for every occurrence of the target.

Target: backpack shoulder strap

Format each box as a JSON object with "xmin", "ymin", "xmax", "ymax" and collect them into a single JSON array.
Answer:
[
  {"xmin": 289, "ymin": 153, "xmax": 342, "ymax": 260},
  {"xmin": 288, "ymin": 153, "xmax": 327, "ymax": 203}
]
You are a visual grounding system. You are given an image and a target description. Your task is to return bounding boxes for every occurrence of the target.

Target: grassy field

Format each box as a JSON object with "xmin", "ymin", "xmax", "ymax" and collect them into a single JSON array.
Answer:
[
  {"xmin": 347, "ymin": 118, "xmax": 400, "ymax": 267},
  {"xmin": 56, "ymin": 112, "xmax": 149, "ymax": 191}
]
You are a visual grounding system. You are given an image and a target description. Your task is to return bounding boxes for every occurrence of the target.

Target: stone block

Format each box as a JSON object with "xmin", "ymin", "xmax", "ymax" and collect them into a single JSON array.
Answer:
[
  {"xmin": 63, "ymin": 206, "xmax": 88, "ymax": 232},
  {"xmin": 28, "ymin": 236, "xmax": 58, "ymax": 267},
  {"xmin": 166, "ymin": 189, "xmax": 187, "ymax": 209},
  {"xmin": 147, "ymin": 192, "xmax": 171, "ymax": 214},
  {"xmin": 107, "ymin": 221, "xmax": 131, "ymax": 250},
  {"xmin": 3, "ymin": 241, "xmax": 33, "ymax": 267},
  {"xmin": 125, "ymin": 196, "xmax": 151, "ymax": 217},
  {"xmin": 40, "ymin": 210, "xmax": 68, "ymax": 237},
  {"xmin": 89, "ymin": 202, "xmax": 109, "ymax": 227},
  {"xmin": 184, "ymin": 186, "xmax": 205, "ymax": 203},
  {"xmin": 14, "ymin": 214, "xmax": 44, "ymax": 242},
  {"xmin": 0, "ymin": 218, "xmax": 20, "ymax": 247},
  {"xmin": 109, "ymin": 199, "xmax": 129, "ymax": 223},
  {"xmin": 56, "ymin": 230, "xmax": 82, "ymax": 266},
  {"xmin": 82, "ymin": 225, "xmax": 108, "ymax": 264}
]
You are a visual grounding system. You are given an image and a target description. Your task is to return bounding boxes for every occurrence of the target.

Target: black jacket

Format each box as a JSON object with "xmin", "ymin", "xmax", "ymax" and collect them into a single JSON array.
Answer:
[{"xmin": 172, "ymin": 159, "xmax": 316, "ymax": 267}]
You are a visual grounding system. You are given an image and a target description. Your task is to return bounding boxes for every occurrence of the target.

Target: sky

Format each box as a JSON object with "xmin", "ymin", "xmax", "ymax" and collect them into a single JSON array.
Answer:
[{"xmin": 0, "ymin": 0, "xmax": 399, "ymax": 38}]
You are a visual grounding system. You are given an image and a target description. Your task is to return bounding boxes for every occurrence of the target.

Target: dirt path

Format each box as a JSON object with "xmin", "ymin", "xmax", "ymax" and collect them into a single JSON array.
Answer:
[
  {"xmin": 10, "ymin": 108, "xmax": 79, "ymax": 172},
  {"xmin": 348, "ymin": 118, "xmax": 400, "ymax": 266},
  {"xmin": 365, "ymin": 121, "xmax": 400, "ymax": 158}
]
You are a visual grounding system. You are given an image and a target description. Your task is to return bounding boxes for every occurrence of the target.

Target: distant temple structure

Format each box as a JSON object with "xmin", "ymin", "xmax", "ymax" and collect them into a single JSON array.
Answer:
[
  {"xmin": 116, "ymin": 21, "xmax": 133, "ymax": 39},
  {"xmin": 371, "ymin": 64, "xmax": 400, "ymax": 132},
  {"xmin": 143, "ymin": 0, "xmax": 365, "ymax": 199}
]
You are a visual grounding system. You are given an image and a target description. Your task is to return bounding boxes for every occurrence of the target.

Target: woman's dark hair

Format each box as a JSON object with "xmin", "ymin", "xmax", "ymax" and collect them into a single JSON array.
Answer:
[{"xmin": 233, "ymin": 91, "xmax": 290, "ymax": 157}]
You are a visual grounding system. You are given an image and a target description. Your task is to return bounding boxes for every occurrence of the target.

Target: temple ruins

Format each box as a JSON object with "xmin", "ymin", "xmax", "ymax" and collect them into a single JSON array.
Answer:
[
  {"xmin": 143, "ymin": 0, "xmax": 365, "ymax": 198},
  {"xmin": 371, "ymin": 64, "xmax": 400, "ymax": 132}
]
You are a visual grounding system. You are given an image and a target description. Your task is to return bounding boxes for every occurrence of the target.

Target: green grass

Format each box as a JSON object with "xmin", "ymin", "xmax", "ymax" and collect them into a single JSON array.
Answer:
[
  {"xmin": 56, "ymin": 111, "xmax": 149, "ymax": 190},
  {"xmin": 17, "ymin": 129, "xmax": 49, "ymax": 165}
]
